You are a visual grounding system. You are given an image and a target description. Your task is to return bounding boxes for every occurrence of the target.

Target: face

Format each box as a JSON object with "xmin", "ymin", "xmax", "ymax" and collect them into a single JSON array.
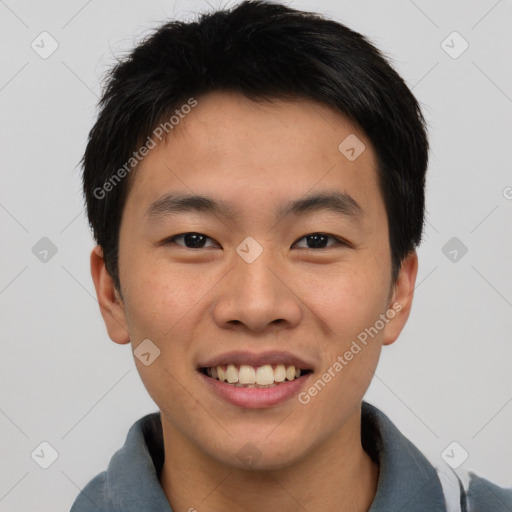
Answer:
[{"xmin": 92, "ymin": 90, "xmax": 417, "ymax": 471}]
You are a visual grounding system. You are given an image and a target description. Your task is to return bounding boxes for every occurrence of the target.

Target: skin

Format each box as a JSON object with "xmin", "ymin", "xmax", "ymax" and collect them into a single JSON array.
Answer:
[{"xmin": 91, "ymin": 90, "xmax": 418, "ymax": 512}]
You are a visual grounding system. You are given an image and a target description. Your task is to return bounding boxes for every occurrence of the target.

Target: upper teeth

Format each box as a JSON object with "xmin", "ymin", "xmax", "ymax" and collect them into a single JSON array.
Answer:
[{"xmin": 206, "ymin": 364, "xmax": 303, "ymax": 385}]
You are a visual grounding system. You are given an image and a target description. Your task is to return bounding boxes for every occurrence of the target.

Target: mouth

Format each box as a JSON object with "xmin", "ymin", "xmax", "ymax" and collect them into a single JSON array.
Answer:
[
  {"xmin": 199, "ymin": 364, "xmax": 313, "ymax": 388},
  {"xmin": 196, "ymin": 351, "xmax": 315, "ymax": 408}
]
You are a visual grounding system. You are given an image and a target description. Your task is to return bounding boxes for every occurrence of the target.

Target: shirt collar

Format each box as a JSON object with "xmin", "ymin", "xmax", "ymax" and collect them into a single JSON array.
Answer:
[
  {"xmin": 106, "ymin": 401, "xmax": 447, "ymax": 511},
  {"xmin": 361, "ymin": 401, "xmax": 447, "ymax": 511}
]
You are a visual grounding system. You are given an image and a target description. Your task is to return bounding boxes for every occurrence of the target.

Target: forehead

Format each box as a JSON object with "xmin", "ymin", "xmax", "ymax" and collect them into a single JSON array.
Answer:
[{"xmin": 123, "ymin": 91, "xmax": 381, "ymax": 225}]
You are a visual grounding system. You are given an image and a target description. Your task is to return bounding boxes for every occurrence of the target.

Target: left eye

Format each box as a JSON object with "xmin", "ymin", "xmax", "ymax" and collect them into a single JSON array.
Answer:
[
  {"xmin": 293, "ymin": 233, "xmax": 345, "ymax": 249},
  {"xmin": 165, "ymin": 232, "xmax": 344, "ymax": 250}
]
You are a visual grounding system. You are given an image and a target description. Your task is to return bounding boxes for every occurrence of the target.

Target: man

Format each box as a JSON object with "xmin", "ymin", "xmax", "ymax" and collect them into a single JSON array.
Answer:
[{"xmin": 71, "ymin": 1, "xmax": 512, "ymax": 510}]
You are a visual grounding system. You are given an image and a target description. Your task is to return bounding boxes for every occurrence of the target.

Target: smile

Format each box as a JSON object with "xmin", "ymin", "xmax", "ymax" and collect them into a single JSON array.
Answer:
[{"xmin": 200, "ymin": 363, "xmax": 313, "ymax": 387}]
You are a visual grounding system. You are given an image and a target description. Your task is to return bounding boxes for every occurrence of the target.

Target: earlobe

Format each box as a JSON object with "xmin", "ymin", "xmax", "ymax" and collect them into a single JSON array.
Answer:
[
  {"xmin": 90, "ymin": 245, "xmax": 130, "ymax": 345},
  {"xmin": 382, "ymin": 251, "xmax": 418, "ymax": 346}
]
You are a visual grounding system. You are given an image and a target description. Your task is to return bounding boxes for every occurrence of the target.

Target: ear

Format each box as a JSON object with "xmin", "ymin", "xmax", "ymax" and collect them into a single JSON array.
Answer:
[
  {"xmin": 90, "ymin": 245, "xmax": 130, "ymax": 345},
  {"xmin": 382, "ymin": 251, "xmax": 418, "ymax": 346}
]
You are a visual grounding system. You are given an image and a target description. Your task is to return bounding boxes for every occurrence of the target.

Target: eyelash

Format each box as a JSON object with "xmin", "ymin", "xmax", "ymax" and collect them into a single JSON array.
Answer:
[{"xmin": 164, "ymin": 232, "xmax": 349, "ymax": 250}]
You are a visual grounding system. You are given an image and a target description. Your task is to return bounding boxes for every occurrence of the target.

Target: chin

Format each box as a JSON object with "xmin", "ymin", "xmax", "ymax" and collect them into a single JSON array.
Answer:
[{"xmin": 205, "ymin": 435, "xmax": 310, "ymax": 472}]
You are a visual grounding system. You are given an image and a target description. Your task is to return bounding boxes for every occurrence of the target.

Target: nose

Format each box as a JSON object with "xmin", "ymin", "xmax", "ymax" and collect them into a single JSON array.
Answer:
[{"xmin": 211, "ymin": 248, "xmax": 302, "ymax": 334}]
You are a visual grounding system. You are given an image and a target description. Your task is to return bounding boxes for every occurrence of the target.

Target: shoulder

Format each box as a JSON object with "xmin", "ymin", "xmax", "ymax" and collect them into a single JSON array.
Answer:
[
  {"xmin": 69, "ymin": 412, "xmax": 164, "ymax": 512},
  {"xmin": 464, "ymin": 470, "xmax": 512, "ymax": 511},
  {"xmin": 437, "ymin": 465, "xmax": 512, "ymax": 512},
  {"xmin": 69, "ymin": 470, "xmax": 109, "ymax": 512}
]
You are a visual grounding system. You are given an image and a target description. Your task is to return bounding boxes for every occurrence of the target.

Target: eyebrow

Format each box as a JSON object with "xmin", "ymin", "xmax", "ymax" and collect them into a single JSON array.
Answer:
[{"xmin": 145, "ymin": 190, "xmax": 363, "ymax": 223}]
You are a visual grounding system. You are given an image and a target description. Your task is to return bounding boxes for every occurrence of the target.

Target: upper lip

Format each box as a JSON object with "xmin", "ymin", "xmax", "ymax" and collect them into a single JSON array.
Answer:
[{"xmin": 198, "ymin": 350, "xmax": 315, "ymax": 371}]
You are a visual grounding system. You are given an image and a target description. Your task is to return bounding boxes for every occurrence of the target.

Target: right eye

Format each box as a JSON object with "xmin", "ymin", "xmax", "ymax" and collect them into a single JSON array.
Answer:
[{"xmin": 164, "ymin": 232, "xmax": 220, "ymax": 249}]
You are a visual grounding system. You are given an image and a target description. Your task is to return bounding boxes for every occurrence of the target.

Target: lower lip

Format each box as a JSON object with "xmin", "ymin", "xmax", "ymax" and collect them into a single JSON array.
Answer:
[{"xmin": 198, "ymin": 371, "xmax": 313, "ymax": 409}]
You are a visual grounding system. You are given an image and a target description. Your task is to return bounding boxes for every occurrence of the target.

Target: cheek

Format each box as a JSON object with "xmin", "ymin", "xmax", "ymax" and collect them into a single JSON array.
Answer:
[
  {"xmin": 302, "ymin": 263, "xmax": 390, "ymax": 341},
  {"xmin": 297, "ymin": 269, "xmax": 388, "ymax": 427},
  {"xmin": 122, "ymin": 257, "xmax": 200, "ymax": 338},
  {"xmin": 297, "ymin": 259, "xmax": 390, "ymax": 405},
  {"xmin": 120, "ymin": 263, "xmax": 203, "ymax": 409}
]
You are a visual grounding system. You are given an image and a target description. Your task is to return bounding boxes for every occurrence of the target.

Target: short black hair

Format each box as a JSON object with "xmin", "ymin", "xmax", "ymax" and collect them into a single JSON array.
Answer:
[{"xmin": 82, "ymin": 0, "xmax": 429, "ymax": 294}]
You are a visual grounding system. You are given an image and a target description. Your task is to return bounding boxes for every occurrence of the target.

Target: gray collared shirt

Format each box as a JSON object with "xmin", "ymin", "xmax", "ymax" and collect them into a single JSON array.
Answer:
[{"xmin": 70, "ymin": 401, "xmax": 512, "ymax": 511}]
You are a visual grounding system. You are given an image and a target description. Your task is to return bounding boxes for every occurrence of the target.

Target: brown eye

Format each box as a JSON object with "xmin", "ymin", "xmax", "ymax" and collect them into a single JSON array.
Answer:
[
  {"xmin": 166, "ymin": 232, "xmax": 218, "ymax": 249},
  {"xmin": 293, "ymin": 233, "xmax": 345, "ymax": 249}
]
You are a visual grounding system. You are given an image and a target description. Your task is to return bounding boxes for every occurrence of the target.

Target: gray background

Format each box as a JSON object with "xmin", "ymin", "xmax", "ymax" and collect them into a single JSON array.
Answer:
[{"xmin": 1, "ymin": 0, "xmax": 511, "ymax": 510}]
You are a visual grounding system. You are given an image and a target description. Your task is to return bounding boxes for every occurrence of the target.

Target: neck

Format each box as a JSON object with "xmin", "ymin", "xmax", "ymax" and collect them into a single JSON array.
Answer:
[{"xmin": 159, "ymin": 407, "xmax": 379, "ymax": 512}]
